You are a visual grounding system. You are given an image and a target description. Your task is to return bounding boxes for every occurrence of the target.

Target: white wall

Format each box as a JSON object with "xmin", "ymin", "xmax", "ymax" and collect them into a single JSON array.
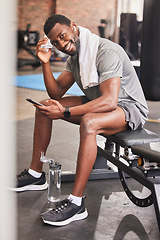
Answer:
[
  {"xmin": 0, "ymin": 1, "xmax": 17, "ymax": 240},
  {"xmin": 117, "ymin": 0, "xmax": 144, "ymax": 26}
]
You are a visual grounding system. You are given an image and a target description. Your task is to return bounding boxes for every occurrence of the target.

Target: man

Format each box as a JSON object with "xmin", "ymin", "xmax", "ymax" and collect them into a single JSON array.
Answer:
[{"xmin": 16, "ymin": 14, "xmax": 148, "ymax": 226}]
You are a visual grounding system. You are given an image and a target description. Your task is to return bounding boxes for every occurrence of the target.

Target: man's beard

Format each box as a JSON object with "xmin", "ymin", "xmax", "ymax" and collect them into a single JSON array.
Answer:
[
  {"xmin": 63, "ymin": 34, "xmax": 80, "ymax": 56},
  {"xmin": 70, "ymin": 38, "xmax": 80, "ymax": 56}
]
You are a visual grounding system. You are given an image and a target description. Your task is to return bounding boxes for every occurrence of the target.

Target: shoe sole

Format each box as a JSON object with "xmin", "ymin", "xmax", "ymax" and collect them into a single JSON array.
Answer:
[
  {"xmin": 42, "ymin": 208, "xmax": 88, "ymax": 226},
  {"xmin": 9, "ymin": 181, "xmax": 48, "ymax": 192}
]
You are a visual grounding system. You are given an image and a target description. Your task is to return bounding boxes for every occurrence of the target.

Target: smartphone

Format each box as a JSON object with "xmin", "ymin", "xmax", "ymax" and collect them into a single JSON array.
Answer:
[{"xmin": 26, "ymin": 98, "xmax": 44, "ymax": 107}]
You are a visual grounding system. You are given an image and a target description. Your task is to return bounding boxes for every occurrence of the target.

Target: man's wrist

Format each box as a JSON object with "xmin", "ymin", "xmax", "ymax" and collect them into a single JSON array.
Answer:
[
  {"xmin": 41, "ymin": 61, "xmax": 50, "ymax": 65},
  {"xmin": 64, "ymin": 107, "xmax": 71, "ymax": 118}
]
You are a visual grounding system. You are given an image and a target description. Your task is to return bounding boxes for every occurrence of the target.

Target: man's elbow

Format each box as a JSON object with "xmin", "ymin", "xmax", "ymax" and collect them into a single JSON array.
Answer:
[
  {"xmin": 47, "ymin": 83, "xmax": 64, "ymax": 100},
  {"xmin": 110, "ymin": 105, "xmax": 117, "ymax": 112},
  {"xmin": 107, "ymin": 100, "xmax": 118, "ymax": 112},
  {"xmin": 112, "ymin": 102, "xmax": 118, "ymax": 111},
  {"xmin": 47, "ymin": 91, "xmax": 62, "ymax": 100}
]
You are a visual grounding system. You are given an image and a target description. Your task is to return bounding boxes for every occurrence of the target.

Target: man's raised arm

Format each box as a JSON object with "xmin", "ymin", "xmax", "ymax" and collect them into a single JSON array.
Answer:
[{"xmin": 36, "ymin": 38, "xmax": 75, "ymax": 100}]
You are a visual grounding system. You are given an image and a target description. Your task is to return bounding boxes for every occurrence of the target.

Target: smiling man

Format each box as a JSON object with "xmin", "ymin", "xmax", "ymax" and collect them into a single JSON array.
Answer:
[
  {"xmin": 47, "ymin": 22, "xmax": 80, "ymax": 56},
  {"xmin": 16, "ymin": 14, "xmax": 148, "ymax": 226}
]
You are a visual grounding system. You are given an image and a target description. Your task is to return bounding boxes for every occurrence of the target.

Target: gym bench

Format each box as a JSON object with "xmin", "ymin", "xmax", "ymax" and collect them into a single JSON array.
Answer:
[
  {"xmin": 62, "ymin": 128, "xmax": 160, "ymax": 230},
  {"xmin": 97, "ymin": 128, "xmax": 160, "ymax": 231}
]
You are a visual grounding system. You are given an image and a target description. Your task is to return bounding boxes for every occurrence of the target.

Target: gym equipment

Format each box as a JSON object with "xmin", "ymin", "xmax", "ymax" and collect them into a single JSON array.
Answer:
[
  {"xmin": 119, "ymin": 13, "xmax": 139, "ymax": 60},
  {"xmin": 17, "ymin": 24, "xmax": 41, "ymax": 69},
  {"xmin": 140, "ymin": 0, "xmax": 160, "ymax": 100},
  {"xmin": 101, "ymin": 129, "xmax": 160, "ymax": 230},
  {"xmin": 98, "ymin": 19, "xmax": 108, "ymax": 38},
  {"xmin": 62, "ymin": 128, "xmax": 160, "ymax": 230}
]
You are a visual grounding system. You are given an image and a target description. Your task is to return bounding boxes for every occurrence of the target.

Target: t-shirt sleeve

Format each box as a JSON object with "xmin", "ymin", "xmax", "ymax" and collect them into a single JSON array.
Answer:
[
  {"xmin": 64, "ymin": 56, "xmax": 72, "ymax": 72},
  {"xmin": 97, "ymin": 50, "xmax": 123, "ymax": 83}
]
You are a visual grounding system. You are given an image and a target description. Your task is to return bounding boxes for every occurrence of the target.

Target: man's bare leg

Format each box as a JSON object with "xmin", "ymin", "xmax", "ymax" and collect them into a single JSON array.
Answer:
[
  {"xmin": 30, "ymin": 97, "xmax": 128, "ymax": 198},
  {"xmin": 37, "ymin": 103, "xmax": 128, "ymax": 225},
  {"xmin": 30, "ymin": 96, "xmax": 83, "ymax": 173},
  {"xmin": 30, "ymin": 110, "xmax": 52, "ymax": 172},
  {"xmin": 71, "ymin": 108, "xmax": 129, "ymax": 197}
]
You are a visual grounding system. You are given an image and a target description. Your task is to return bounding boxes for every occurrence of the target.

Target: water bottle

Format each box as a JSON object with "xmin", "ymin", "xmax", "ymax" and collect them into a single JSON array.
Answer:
[
  {"xmin": 40, "ymin": 152, "xmax": 61, "ymax": 202},
  {"xmin": 48, "ymin": 161, "xmax": 61, "ymax": 202}
]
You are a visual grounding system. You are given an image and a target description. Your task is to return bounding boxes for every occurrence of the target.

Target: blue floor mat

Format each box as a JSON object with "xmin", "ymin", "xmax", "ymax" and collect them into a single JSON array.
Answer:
[{"xmin": 15, "ymin": 72, "xmax": 84, "ymax": 96}]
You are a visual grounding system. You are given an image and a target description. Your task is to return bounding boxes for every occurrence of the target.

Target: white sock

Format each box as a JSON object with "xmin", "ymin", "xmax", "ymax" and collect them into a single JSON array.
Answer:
[
  {"xmin": 28, "ymin": 169, "xmax": 42, "ymax": 178},
  {"xmin": 68, "ymin": 194, "xmax": 82, "ymax": 206}
]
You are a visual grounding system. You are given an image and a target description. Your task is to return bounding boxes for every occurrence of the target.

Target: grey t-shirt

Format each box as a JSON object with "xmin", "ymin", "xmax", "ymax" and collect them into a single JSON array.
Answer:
[{"xmin": 65, "ymin": 37, "xmax": 148, "ymax": 123}]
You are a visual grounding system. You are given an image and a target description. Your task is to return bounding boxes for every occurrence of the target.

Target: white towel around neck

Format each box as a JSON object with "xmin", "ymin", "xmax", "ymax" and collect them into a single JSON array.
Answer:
[{"xmin": 78, "ymin": 26, "xmax": 99, "ymax": 89}]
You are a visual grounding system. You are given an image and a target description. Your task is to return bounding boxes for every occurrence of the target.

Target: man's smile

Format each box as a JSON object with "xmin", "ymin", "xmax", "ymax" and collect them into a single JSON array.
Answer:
[{"xmin": 64, "ymin": 41, "xmax": 72, "ymax": 52}]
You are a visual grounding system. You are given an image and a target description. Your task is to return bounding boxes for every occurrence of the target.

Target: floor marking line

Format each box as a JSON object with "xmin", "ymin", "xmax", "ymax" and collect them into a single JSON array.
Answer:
[{"xmin": 147, "ymin": 119, "xmax": 160, "ymax": 123}]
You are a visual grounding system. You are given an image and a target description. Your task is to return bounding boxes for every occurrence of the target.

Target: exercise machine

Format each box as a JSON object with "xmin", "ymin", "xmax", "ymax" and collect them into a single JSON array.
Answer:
[
  {"xmin": 140, "ymin": 0, "xmax": 160, "ymax": 100},
  {"xmin": 119, "ymin": 13, "xmax": 140, "ymax": 60},
  {"xmin": 17, "ymin": 24, "xmax": 41, "ymax": 69}
]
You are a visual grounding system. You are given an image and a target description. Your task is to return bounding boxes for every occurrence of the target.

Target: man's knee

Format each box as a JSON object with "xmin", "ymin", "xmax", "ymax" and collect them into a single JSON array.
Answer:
[
  {"xmin": 80, "ymin": 113, "xmax": 97, "ymax": 135},
  {"xmin": 35, "ymin": 99, "xmax": 49, "ymax": 118},
  {"xmin": 39, "ymin": 99, "xmax": 50, "ymax": 106}
]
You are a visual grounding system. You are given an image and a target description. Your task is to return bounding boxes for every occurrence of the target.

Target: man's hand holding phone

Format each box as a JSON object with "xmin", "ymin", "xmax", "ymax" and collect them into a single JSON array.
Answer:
[{"xmin": 26, "ymin": 99, "xmax": 65, "ymax": 120}]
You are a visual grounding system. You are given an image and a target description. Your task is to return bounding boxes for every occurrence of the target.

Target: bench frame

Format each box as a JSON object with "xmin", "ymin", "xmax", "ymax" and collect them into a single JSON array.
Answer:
[
  {"xmin": 62, "ymin": 128, "xmax": 160, "ymax": 231},
  {"xmin": 97, "ymin": 143, "xmax": 160, "ymax": 231}
]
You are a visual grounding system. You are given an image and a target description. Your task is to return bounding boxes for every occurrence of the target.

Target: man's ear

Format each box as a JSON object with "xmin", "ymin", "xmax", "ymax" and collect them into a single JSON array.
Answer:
[{"xmin": 70, "ymin": 22, "xmax": 77, "ymax": 32}]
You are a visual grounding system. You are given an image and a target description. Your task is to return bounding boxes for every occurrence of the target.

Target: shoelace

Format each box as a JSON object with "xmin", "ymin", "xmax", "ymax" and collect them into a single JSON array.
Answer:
[
  {"xmin": 17, "ymin": 169, "xmax": 29, "ymax": 179},
  {"xmin": 51, "ymin": 199, "xmax": 71, "ymax": 214}
]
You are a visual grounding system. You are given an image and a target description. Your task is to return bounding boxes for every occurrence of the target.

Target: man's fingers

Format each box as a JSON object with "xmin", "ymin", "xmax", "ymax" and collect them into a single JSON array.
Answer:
[
  {"xmin": 37, "ymin": 39, "xmax": 48, "ymax": 45},
  {"xmin": 33, "ymin": 105, "xmax": 48, "ymax": 111},
  {"xmin": 36, "ymin": 39, "xmax": 48, "ymax": 51},
  {"xmin": 46, "ymin": 99, "xmax": 56, "ymax": 104}
]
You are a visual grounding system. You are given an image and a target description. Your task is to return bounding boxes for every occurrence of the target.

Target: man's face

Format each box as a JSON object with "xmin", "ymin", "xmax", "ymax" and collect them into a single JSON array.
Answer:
[{"xmin": 47, "ymin": 23, "xmax": 80, "ymax": 56}]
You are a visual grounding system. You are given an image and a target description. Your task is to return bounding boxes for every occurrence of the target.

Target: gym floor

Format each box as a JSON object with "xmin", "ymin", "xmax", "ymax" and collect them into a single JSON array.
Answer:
[{"xmin": 16, "ymin": 62, "xmax": 160, "ymax": 240}]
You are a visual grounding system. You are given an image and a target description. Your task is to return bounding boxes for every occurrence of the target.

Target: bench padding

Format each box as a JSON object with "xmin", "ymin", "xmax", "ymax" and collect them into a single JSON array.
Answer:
[
  {"xmin": 131, "ymin": 142, "xmax": 160, "ymax": 163},
  {"xmin": 108, "ymin": 128, "xmax": 160, "ymax": 147}
]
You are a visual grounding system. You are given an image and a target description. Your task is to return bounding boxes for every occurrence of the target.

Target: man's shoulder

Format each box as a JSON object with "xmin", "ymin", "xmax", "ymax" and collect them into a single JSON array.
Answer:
[
  {"xmin": 66, "ymin": 55, "xmax": 79, "ymax": 70},
  {"xmin": 67, "ymin": 54, "xmax": 78, "ymax": 64},
  {"xmin": 98, "ymin": 38, "xmax": 121, "ymax": 53},
  {"xmin": 96, "ymin": 38, "xmax": 121, "ymax": 63},
  {"xmin": 97, "ymin": 38, "xmax": 127, "ymax": 65}
]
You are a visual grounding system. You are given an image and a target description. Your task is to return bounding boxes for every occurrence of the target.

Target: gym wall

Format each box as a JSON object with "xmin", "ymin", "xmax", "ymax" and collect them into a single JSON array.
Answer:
[
  {"xmin": 56, "ymin": 0, "xmax": 117, "ymax": 36},
  {"xmin": 17, "ymin": 0, "xmax": 117, "ymax": 40},
  {"xmin": 17, "ymin": 0, "xmax": 56, "ymax": 38}
]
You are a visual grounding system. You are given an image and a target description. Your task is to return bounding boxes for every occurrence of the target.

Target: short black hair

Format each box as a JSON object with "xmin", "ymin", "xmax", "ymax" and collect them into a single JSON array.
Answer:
[{"xmin": 44, "ymin": 14, "xmax": 71, "ymax": 35}]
